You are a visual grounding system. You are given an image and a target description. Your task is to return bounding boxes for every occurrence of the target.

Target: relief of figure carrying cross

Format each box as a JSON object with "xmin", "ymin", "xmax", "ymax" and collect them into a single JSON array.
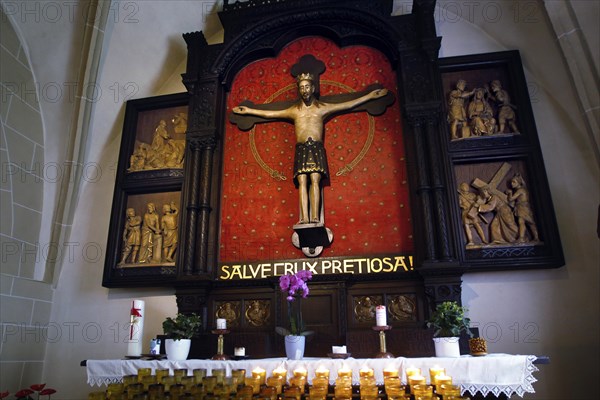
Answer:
[{"xmin": 229, "ymin": 54, "xmax": 394, "ymax": 256}]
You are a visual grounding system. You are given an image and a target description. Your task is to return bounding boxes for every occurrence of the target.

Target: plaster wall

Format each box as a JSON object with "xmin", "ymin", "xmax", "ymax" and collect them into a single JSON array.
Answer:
[{"xmin": 1, "ymin": 0, "xmax": 597, "ymax": 398}]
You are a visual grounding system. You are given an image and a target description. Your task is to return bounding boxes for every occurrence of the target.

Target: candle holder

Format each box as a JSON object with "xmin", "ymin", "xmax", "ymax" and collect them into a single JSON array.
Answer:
[
  {"xmin": 372, "ymin": 325, "xmax": 394, "ymax": 358},
  {"xmin": 211, "ymin": 329, "xmax": 230, "ymax": 360}
]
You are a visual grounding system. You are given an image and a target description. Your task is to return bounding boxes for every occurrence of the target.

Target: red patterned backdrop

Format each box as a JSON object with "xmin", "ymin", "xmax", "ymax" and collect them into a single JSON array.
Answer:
[{"xmin": 220, "ymin": 37, "xmax": 413, "ymax": 262}]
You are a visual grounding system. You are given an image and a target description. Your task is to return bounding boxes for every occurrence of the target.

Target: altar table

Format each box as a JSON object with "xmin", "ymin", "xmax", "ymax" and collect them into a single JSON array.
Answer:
[{"xmin": 87, "ymin": 354, "xmax": 538, "ymax": 398}]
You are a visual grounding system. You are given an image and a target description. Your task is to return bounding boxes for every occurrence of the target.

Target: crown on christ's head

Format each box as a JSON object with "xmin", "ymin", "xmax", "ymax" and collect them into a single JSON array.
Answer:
[{"xmin": 296, "ymin": 72, "xmax": 314, "ymax": 83}]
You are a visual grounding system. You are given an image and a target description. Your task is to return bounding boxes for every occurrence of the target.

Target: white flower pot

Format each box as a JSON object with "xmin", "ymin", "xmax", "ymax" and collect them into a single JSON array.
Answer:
[
  {"xmin": 433, "ymin": 336, "xmax": 460, "ymax": 357},
  {"xmin": 285, "ymin": 335, "xmax": 305, "ymax": 360},
  {"xmin": 165, "ymin": 338, "xmax": 191, "ymax": 361}
]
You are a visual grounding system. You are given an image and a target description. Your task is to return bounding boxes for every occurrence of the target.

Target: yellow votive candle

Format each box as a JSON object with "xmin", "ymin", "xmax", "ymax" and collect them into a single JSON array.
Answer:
[
  {"xmin": 359, "ymin": 366, "xmax": 374, "ymax": 378},
  {"xmin": 383, "ymin": 367, "xmax": 399, "ymax": 378},
  {"xmin": 429, "ymin": 366, "xmax": 445, "ymax": 384},
  {"xmin": 293, "ymin": 367, "xmax": 308, "ymax": 378},
  {"xmin": 435, "ymin": 374, "xmax": 452, "ymax": 392},
  {"xmin": 272, "ymin": 366, "xmax": 287, "ymax": 385},
  {"xmin": 252, "ymin": 367, "xmax": 267, "ymax": 385},
  {"xmin": 315, "ymin": 366, "xmax": 330, "ymax": 381},
  {"xmin": 405, "ymin": 366, "xmax": 421, "ymax": 384},
  {"xmin": 338, "ymin": 365, "xmax": 352, "ymax": 378}
]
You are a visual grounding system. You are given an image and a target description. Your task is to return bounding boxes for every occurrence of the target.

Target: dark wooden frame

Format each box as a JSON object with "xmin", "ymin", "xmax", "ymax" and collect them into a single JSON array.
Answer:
[
  {"xmin": 101, "ymin": 0, "xmax": 564, "ymax": 360},
  {"xmin": 102, "ymin": 92, "xmax": 189, "ymax": 288},
  {"xmin": 439, "ymin": 51, "xmax": 564, "ymax": 271}
]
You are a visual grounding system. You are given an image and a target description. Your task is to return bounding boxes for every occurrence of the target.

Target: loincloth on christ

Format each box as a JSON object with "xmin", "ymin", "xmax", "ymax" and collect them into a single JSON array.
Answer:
[{"xmin": 293, "ymin": 137, "xmax": 329, "ymax": 184}]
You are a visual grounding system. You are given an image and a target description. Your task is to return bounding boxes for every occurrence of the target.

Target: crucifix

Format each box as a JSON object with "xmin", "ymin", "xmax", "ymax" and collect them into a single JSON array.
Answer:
[{"xmin": 229, "ymin": 55, "xmax": 394, "ymax": 256}]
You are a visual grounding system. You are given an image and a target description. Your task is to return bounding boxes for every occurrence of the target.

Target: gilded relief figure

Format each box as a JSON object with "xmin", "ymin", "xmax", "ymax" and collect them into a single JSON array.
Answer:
[
  {"xmin": 245, "ymin": 300, "xmax": 270, "ymax": 327},
  {"xmin": 389, "ymin": 295, "xmax": 416, "ymax": 321},
  {"xmin": 138, "ymin": 203, "xmax": 161, "ymax": 263},
  {"xmin": 120, "ymin": 208, "xmax": 141, "ymax": 264},
  {"xmin": 216, "ymin": 302, "xmax": 240, "ymax": 327},
  {"xmin": 354, "ymin": 296, "xmax": 380, "ymax": 322},
  {"xmin": 489, "ymin": 80, "xmax": 519, "ymax": 134},
  {"xmin": 477, "ymin": 186, "xmax": 518, "ymax": 244},
  {"xmin": 447, "ymin": 79, "xmax": 474, "ymax": 140},
  {"xmin": 233, "ymin": 73, "xmax": 388, "ymax": 224},
  {"xmin": 506, "ymin": 173, "xmax": 539, "ymax": 242},
  {"xmin": 468, "ymin": 88, "xmax": 496, "ymax": 136},
  {"xmin": 172, "ymin": 112, "xmax": 188, "ymax": 134},
  {"xmin": 128, "ymin": 120, "xmax": 185, "ymax": 172},
  {"xmin": 161, "ymin": 202, "xmax": 179, "ymax": 262},
  {"xmin": 458, "ymin": 182, "xmax": 488, "ymax": 246}
]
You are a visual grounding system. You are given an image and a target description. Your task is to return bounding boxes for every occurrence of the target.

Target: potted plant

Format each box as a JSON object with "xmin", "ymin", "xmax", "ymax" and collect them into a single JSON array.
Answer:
[
  {"xmin": 426, "ymin": 301, "xmax": 473, "ymax": 357},
  {"xmin": 275, "ymin": 270, "xmax": 314, "ymax": 359},
  {"xmin": 162, "ymin": 312, "xmax": 202, "ymax": 361}
]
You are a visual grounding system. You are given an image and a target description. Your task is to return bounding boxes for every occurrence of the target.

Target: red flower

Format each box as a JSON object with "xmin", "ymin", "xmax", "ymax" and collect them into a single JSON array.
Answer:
[
  {"xmin": 29, "ymin": 384, "xmax": 46, "ymax": 391},
  {"xmin": 39, "ymin": 389, "xmax": 56, "ymax": 396},
  {"xmin": 15, "ymin": 389, "xmax": 34, "ymax": 398},
  {"xmin": 0, "ymin": 392, "xmax": 9, "ymax": 399}
]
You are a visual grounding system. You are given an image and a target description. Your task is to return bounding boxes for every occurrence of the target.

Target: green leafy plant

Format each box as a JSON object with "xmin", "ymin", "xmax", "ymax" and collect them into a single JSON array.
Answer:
[
  {"xmin": 162, "ymin": 313, "xmax": 202, "ymax": 340},
  {"xmin": 426, "ymin": 301, "xmax": 473, "ymax": 338}
]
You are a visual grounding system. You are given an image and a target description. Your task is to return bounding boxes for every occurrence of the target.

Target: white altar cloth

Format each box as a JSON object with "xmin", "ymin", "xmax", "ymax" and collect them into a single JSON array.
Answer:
[{"xmin": 87, "ymin": 354, "xmax": 538, "ymax": 397}]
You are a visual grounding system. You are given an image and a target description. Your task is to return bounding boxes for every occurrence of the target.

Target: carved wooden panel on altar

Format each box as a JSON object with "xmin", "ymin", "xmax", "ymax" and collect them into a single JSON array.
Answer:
[
  {"xmin": 102, "ymin": 93, "xmax": 188, "ymax": 287},
  {"xmin": 440, "ymin": 51, "xmax": 564, "ymax": 270}
]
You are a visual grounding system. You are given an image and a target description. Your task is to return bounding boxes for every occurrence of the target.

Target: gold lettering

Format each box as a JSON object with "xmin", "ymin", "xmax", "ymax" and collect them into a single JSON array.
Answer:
[
  {"xmin": 355, "ymin": 258, "xmax": 367, "ymax": 274},
  {"xmin": 331, "ymin": 259, "xmax": 342, "ymax": 274},
  {"xmin": 409, "ymin": 255, "xmax": 414, "ymax": 270},
  {"xmin": 382, "ymin": 257, "xmax": 394, "ymax": 272},
  {"xmin": 261, "ymin": 263, "xmax": 272, "ymax": 278},
  {"xmin": 371, "ymin": 258, "xmax": 383, "ymax": 273},
  {"xmin": 343, "ymin": 259, "xmax": 354, "ymax": 274},
  {"xmin": 305, "ymin": 261, "xmax": 318, "ymax": 274},
  {"xmin": 284, "ymin": 263, "xmax": 295, "ymax": 275},
  {"xmin": 395, "ymin": 256, "xmax": 409, "ymax": 272},
  {"xmin": 274, "ymin": 262, "xmax": 284, "ymax": 276},
  {"xmin": 231, "ymin": 265, "xmax": 243, "ymax": 279},
  {"xmin": 219, "ymin": 265, "xmax": 231, "ymax": 280},
  {"xmin": 321, "ymin": 260, "xmax": 331, "ymax": 273}
]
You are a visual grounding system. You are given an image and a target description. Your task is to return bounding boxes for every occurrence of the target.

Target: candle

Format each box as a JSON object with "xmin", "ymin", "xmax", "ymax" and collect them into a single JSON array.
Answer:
[
  {"xmin": 126, "ymin": 299, "xmax": 145, "ymax": 357},
  {"xmin": 293, "ymin": 367, "xmax": 308, "ymax": 378},
  {"xmin": 383, "ymin": 367, "xmax": 399, "ymax": 378},
  {"xmin": 337, "ymin": 365, "xmax": 352, "ymax": 378},
  {"xmin": 408, "ymin": 375, "xmax": 426, "ymax": 394},
  {"xmin": 272, "ymin": 366, "xmax": 287, "ymax": 385},
  {"xmin": 405, "ymin": 366, "xmax": 421, "ymax": 384},
  {"xmin": 234, "ymin": 347, "xmax": 246, "ymax": 356},
  {"xmin": 252, "ymin": 367, "xmax": 266, "ymax": 385},
  {"xmin": 359, "ymin": 367, "xmax": 374, "ymax": 378},
  {"xmin": 315, "ymin": 366, "xmax": 330, "ymax": 381},
  {"xmin": 375, "ymin": 305, "xmax": 387, "ymax": 326},
  {"xmin": 435, "ymin": 374, "xmax": 452, "ymax": 391},
  {"xmin": 429, "ymin": 365, "xmax": 445, "ymax": 384},
  {"xmin": 216, "ymin": 318, "xmax": 227, "ymax": 329}
]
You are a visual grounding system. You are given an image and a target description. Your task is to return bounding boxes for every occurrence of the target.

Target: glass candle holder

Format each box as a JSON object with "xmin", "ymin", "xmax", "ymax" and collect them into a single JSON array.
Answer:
[
  {"xmin": 181, "ymin": 376, "xmax": 196, "ymax": 390},
  {"xmin": 293, "ymin": 367, "xmax": 308, "ymax": 379},
  {"xmin": 141, "ymin": 374, "xmax": 157, "ymax": 389},
  {"xmin": 289, "ymin": 375, "xmax": 307, "ymax": 392},
  {"xmin": 435, "ymin": 374, "xmax": 452, "ymax": 391},
  {"xmin": 337, "ymin": 367, "xmax": 352, "ymax": 379},
  {"xmin": 383, "ymin": 367, "xmax": 399, "ymax": 378},
  {"xmin": 413, "ymin": 384, "xmax": 433, "ymax": 396},
  {"xmin": 161, "ymin": 375, "xmax": 176, "ymax": 386},
  {"xmin": 260, "ymin": 386, "xmax": 278, "ymax": 400},
  {"xmin": 123, "ymin": 375, "xmax": 138, "ymax": 385},
  {"xmin": 147, "ymin": 383, "xmax": 165, "ymax": 398},
  {"xmin": 438, "ymin": 383, "xmax": 459, "ymax": 396},
  {"xmin": 169, "ymin": 383, "xmax": 186, "ymax": 397},
  {"xmin": 308, "ymin": 385, "xmax": 327, "ymax": 400},
  {"xmin": 312, "ymin": 376, "xmax": 328, "ymax": 389},
  {"xmin": 193, "ymin": 368, "xmax": 207, "ymax": 381},
  {"xmin": 283, "ymin": 385, "xmax": 302, "ymax": 400},
  {"xmin": 173, "ymin": 368, "xmax": 188, "ymax": 383},
  {"xmin": 335, "ymin": 376, "xmax": 352, "ymax": 388},
  {"xmin": 314, "ymin": 366, "xmax": 330, "ymax": 381},
  {"xmin": 155, "ymin": 368, "xmax": 169, "ymax": 383},
  {"xmin": 137, "ymin": 367, "xmax": 152, "ymax": 381},
  {"xmin": 360, "ymin": 384, "xmax": 378, "ymax": 400},
  {"xmin": 359, "ymin": 367, "xmax": 374, "ymax": 379},
  {"xmin": 334, "ymin": 385, "xmax": 352, "ymax": 400},
  {"xmin": 266, "ymin": 376, "xmax": 284, "ymax": 394},
  {"xmin": 429, "ymin": 366, "xmax": 445, "ymax": 384},
  {"xmin": 272, "ymin": 367, "xmax": 287, "ymax": 385},
  {"xmin": 88, "ymin": 392, "xmax": 105, "ymax": 400},
  {"xmin": 245, "ymin": 375, "xmax": 261, "ymax": 394},
  {"xmin": 126, "ymin": 383, "xmax": 143, "ymax": 400},
  {"xmin": 252, "ymin": 367, "xmax": 267, "ymax": 385},
  {"xmin": 405, "ymin": 367, "xmax": 421, "ymax": 383},
  {"xmin": 204, "ymin": 376, "xmax": 218, "ymax": 393},
  {"xmin": 408, "ymin": 375, "xmax": 426, "ymax": 394},
  {"xmin": 212, "ymin": 368, "xmax": 226, "ymax": 385}
]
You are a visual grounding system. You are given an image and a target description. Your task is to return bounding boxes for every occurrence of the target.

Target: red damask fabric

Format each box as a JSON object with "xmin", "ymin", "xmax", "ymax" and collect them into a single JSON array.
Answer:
[{"xmin": 221, "ymin": 37, "xmax": 413, "ymax": 262}]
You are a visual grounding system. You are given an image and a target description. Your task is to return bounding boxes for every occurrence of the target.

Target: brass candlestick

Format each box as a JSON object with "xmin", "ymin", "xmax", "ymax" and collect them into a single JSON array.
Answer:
[
  {"xmin": 372, "ymin": 325, "xmax": 394, "ymax": 358},
  {"xmin": 211, "ymin": 329, "xmax": 230, "ymax": 360}
]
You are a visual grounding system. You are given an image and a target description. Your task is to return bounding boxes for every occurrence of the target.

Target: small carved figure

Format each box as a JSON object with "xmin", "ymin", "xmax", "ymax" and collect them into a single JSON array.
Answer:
[
  {"xmin": 172, "ymin": 112, "xmax": 188, "ymax": 134},
  {"xmin": 468, "ymin": 88, "xmax": 496, "ymax": 136},
  {"xmin": 506, "ymin": 173, "xmax": 539, "ymax": 242},
  {"xmin": 447, "ymin": 79, "xmax": 474, "ymax": 140},
  {"xmin": 216, "ymin": 302, "xmax": 239, "ymax": 327},
  {"xmin": 245, "ymin": 300, "xmax": 270, "ymax": 327},
  {"xmin": 354, "ymin": 296, "xmax": 376, "ymax": 322},
  {"xmin": 489, "ymin": 80, "xmax": 519, "ymax": 134},
  {"xmin": 232, "ymin": 68, "xmax": 388, "ymax": 224},
  {"xmin": 458, "ymin": 182, "xmax": 488, "ymax": 246},
  {"xmin": 389, "ymin": 295, "xmax": 416, "ymax": 321},
  {"xmin": 120, "ymin": 208, "xmax": 141, "ymax": 264},
  {"xmin": 477, "ymin": 186, "xmax": 518, "ymax": 244},
  {"xmin": 138, "ymin": 203, "xmax": 161, "ymax": 263},
  {"xmin": 129, "ymin": 144, "xmax": 146, "ymax": 171},
  {"xmin": 161, "ymin": 202, "xmax": 179, "ymax": 262}
]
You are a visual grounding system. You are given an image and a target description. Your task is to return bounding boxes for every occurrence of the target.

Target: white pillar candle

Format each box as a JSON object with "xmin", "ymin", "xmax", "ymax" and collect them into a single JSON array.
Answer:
[
  {"xmin": 126, "ymin": 299, "xmax": 145, "ymax": 356},
  {"xmin": 216, "ymin": 318, "xmax": 227, "ymax": 329},
  {"xmin": 375, "ymin": 305, "xmax": 387, "ymax": 326}
]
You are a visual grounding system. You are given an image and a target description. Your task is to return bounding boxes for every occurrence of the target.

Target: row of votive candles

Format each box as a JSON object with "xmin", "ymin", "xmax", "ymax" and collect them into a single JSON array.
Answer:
[{"xmin": 87, "ymin": 365, "xmax": 470, "ymax": 400}]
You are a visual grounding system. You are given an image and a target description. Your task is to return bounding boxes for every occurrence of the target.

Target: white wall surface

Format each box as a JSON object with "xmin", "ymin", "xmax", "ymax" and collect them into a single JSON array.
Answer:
[{"xmin": 3, "ymin": 0, "xmax": 597, "ymax": 398}]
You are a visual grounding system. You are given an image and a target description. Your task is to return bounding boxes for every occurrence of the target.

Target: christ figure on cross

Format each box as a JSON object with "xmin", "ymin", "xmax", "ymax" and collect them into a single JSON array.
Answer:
[{"xmin": 231, "ymin": 56, "xmax": 392, "ymax": 226}]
